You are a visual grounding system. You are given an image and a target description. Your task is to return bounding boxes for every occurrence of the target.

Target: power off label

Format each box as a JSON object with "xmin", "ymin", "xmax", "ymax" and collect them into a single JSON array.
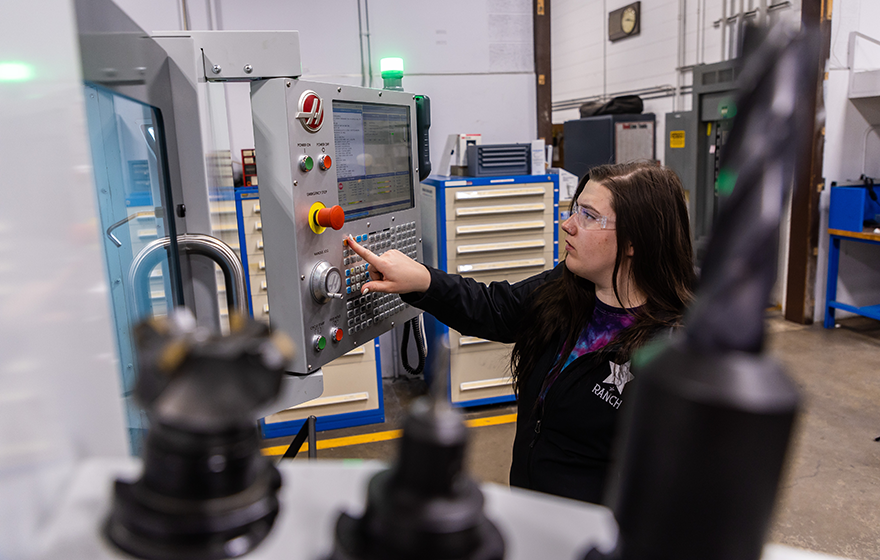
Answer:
[{"xmin": 669, "ymin": 130, "xmax": 686, "ymax": 149}]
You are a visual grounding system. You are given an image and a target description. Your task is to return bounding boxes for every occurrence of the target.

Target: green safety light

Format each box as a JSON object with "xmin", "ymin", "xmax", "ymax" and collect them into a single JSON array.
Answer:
[
  {"xmin": 380, "ymin": 57, "xmax": 404, "ymax": 91},
  {"xmin": 0, "ymin": 62, "xmax": 35, "ymax": 82}
]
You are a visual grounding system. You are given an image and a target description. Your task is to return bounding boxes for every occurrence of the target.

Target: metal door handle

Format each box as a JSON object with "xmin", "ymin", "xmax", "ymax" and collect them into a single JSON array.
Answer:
[
  {"xmin": 106, "ymin": 211, "xmax": 156, "ymax": 247},
  {"xmin": 129, "ymin": 233, "xmax": 249, "ymax": 319}
]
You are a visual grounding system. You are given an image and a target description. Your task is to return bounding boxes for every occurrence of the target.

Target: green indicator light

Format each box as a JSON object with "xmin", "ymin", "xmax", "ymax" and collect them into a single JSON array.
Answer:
[
  {"xmin": 0, "ymin": 62, "xmax": 35, "ymax": 82},
  {"xmin": 716, "ymin": 168, "xmax": 738, "ymax": 197},
  {"xmin": 316, "ymin": 336, "xmax": 326, "ymax": 351},
  {"xmin": 380, "ymin": 57, "xmax": 404, "ymax": 79},
  {"xmin": 305, "ymin": 156, "xmax": 313, "ymax": 171}
]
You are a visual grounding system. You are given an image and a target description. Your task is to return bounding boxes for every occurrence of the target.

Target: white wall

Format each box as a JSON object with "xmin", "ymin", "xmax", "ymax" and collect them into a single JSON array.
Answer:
[
  {"xmin": 112, "ymin": 0, "xmax": 538, "ymax": 176},
  {"xmin": 551, "ymin": 0, "xmax": 802, "ymax": 163},
  {"xmin": 0, "ymin": 0, "xmax": 128, "ymax": 556},
  {"xmin": 815, "ymin": 0, "xmax": 880, "ymax": 322}
]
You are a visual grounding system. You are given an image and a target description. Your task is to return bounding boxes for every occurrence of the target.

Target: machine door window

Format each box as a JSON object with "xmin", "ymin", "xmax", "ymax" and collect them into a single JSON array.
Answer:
[{"xmin": 84, "ymin": 84, "xmax": 182, "ymax": 454}]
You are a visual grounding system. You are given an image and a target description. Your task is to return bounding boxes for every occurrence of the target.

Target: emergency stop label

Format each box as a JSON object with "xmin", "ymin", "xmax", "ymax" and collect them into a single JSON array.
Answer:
[{"xmin": 670, "ymin": 131, "xmax": 685, "ymax": 148}]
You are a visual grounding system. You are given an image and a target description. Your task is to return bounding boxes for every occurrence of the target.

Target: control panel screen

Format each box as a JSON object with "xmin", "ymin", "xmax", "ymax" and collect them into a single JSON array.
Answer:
[{"xmin": 332, "ymin": 101, "xmax": 414, "ymax": 221}]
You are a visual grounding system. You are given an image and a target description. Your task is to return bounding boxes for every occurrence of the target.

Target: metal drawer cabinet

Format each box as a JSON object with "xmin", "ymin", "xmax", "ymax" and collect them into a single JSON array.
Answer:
[{"xmin": 420, "ymin": 175, "xmax": 559, "ymax": 407}]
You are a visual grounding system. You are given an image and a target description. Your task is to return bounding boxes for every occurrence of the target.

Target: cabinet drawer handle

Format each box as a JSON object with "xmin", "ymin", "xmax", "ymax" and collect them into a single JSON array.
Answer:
[
  {"xmin": 457, "ymin": 258, "xmax": 545, "ymax": 274},
  {"xmin": 211, "ymin": 204, "xmax": 237, "ymax": 216},
  {"xmin": 457, "ymin": 239, "xmax": 545, "ymax": 255},
  {"xmin": 457, "ymin": 220, "xmax": 545, "ymax": 235},
  {"xmin": 459, "ymin": 336, "xmax": 491, "ymax": 347},
  {"xmin": 455, "ymin": 203, "xmax": 545, "ymax": 217},
  {"xmin": 288, "ymin": 391, "xmax": 369, "ymax": 410},
  {"xmin": 455, "ymin": 186, "xmax": 546, "ymax": 200},
  {"xmin": 460, "ymin": 378, "xmax": 512, "ymax": 392}
]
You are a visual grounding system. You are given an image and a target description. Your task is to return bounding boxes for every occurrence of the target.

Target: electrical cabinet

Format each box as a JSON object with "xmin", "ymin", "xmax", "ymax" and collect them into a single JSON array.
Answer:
[
  {"xmin": 562, "ymin": 114, "xmax": 656, "ymax": 180},
  {"xmin": 420, "ymin": 175, "xmax": 559, "ymax": 406},
  {"xmin": 665, "ymin": 60, "xmax": 739, "ymax": 261},
  {"xmin": 235, "ymin": 187, "xmax": 384, "ymax": 437}
]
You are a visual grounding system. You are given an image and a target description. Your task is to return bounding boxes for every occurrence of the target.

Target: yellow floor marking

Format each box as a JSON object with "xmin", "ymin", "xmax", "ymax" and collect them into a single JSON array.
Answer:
[
  {"xmin": 261, "ymin": 412, "xmax": 517, "ymax": 456},
  {"xmin": 465, "ymin": 413, "xmax": 517, "ymax": 428}
]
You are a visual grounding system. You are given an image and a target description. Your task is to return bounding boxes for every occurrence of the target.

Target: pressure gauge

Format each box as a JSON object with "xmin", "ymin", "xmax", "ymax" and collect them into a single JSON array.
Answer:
[{"xmin": 310, "ymin": 261, "xmax": 343, "ymax": 303}]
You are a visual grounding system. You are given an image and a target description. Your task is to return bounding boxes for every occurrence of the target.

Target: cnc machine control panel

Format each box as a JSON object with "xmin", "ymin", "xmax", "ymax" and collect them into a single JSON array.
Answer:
[{"xmin": 250, "ymin": 79, "xmax": 424, "ymax": 373}]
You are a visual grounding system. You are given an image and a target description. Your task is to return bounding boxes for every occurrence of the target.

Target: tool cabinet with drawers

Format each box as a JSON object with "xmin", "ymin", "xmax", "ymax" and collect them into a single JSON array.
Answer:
[
  {"xmin": 234, "ymin": 187, "xmax": 385, "ymax": 437},
  {"xmin": 420, "ymin": 175, "xmax": 559, "ymax": 407}
]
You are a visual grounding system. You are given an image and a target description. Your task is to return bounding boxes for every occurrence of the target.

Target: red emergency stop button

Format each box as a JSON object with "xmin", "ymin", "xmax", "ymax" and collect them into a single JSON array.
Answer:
[
  {"xmin": 331, "ymin": 327, "xmax": 344, "ymax": 342},
  {"xmin": 319, "ymin": 154, "xmax": 332, "ymax": 170},
  {"xmin": 316, "ymin": 205, "xmax": 345, "ymax": 230}
]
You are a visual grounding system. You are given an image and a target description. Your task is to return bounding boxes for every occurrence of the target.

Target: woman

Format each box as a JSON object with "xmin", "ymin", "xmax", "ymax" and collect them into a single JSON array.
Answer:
[{"xmin": 346, "ymin": 162, "xmax": 695, "ymax": 504}]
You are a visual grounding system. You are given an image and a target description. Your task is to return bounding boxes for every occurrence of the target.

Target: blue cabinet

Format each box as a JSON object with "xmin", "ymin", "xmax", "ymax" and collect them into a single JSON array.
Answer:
[{"xmin": 420, "ymin": 174, "xmax": 559, "ymax": 406}]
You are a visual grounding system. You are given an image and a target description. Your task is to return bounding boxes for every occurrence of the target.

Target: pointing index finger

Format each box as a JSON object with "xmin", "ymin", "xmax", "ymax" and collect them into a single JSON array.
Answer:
[{"xmin": 346, "ymin": 234, "xmax": 377, "ymax": 264}]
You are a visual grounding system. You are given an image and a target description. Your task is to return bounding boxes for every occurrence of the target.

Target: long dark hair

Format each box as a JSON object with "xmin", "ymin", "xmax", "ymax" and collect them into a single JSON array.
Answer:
[{"xmin": 510, "ymin": 162, "xmax": 695, "ymax": 394}]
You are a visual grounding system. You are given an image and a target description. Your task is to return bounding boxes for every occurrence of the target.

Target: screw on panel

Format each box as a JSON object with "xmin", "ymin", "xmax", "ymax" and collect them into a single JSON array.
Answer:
[
  {"xmin": 301, "ymin": 275, "xmax": 305, "ymax": 281},
  {"xmin": 212, "ymin": 65, "xmax": 222, "ymax": 74},
  {"xmin": 286, "ymin": 81, "xmax": 291, "ymax": 87},
  {"xmin": 378, "ymin": 92, "xmax": 382, "ymax": 97},
  {"xmin": 244, "ymin": 65, "xmax": 253, "ymax": 74},
  {"xmin": 337, "ymin": 87, "xmax": 342, "ymax": 92},
  {"xmin": 293, "ymin": 180, "xmax": 298, "ymax": 186}
]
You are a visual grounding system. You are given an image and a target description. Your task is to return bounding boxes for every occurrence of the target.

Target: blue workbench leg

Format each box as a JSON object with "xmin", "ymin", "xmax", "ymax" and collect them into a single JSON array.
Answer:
[{"xmin": 824, "ymin": 236, "xmax": 841, "ymax": 328}]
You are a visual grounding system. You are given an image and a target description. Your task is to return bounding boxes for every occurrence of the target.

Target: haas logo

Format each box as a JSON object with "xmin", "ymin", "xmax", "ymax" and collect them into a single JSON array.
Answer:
[{"xmin": 295, "ymin": 90, "xmax": 324, "ymax": 133}]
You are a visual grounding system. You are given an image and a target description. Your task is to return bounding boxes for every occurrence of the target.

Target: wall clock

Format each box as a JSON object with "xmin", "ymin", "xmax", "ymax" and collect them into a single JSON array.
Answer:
[{"xmin": 609, "ymin": 2, "xmax": 641, "ymax": 42}]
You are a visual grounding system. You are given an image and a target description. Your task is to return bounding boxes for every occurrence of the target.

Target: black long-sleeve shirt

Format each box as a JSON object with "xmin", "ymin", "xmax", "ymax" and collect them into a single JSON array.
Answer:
[{"xmin": 402, "ymin": 264, "xmax": 640, "ymax": 503}]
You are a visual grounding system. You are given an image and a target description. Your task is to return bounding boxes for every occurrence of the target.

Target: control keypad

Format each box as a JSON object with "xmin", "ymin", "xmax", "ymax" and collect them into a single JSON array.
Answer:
[
  {"xmin": 342, "ymin": 220, "xmax": 419, "ymax": 333},
  {"xmin": 346, "ymin": 292, "xmax": 407, "ymax": 334}
]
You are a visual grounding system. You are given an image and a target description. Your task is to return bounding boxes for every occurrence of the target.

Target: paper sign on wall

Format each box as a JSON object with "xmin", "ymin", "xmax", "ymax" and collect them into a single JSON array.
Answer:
[{"xmin": 670, "ymin": 130, "xmax": 686, "ymax": 149}]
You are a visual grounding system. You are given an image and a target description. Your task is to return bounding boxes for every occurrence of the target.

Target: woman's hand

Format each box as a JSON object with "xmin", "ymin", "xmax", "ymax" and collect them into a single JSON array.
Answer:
[{"xmin": 345, "ymin": 234, "xmax": 431, "ymax": 295}]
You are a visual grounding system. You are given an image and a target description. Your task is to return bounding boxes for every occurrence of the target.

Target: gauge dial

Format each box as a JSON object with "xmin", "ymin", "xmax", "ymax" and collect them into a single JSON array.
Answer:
[
  {"xmin": 621, "ymin": 6, "xmax": 637, "ymax": 34},
  {"xmin": 310, "ymin": 261, "xmax": 343, "ymax": 303}
]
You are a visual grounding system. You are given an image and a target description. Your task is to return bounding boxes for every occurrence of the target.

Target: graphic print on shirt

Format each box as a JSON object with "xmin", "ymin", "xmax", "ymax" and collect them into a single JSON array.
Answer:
[{"xmin": 592, "ymin": 360, "xmax": 633, "ymax": 409}]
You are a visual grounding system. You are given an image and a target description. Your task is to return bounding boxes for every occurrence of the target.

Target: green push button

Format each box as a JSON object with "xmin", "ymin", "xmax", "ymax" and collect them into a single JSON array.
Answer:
[
  {"xmin": 300, "ymin": 155, "xmax": 314, "ymax": 172},
  {"xmin": 314, "ymin": 335, "xmax": 326, "ymax": 351}
]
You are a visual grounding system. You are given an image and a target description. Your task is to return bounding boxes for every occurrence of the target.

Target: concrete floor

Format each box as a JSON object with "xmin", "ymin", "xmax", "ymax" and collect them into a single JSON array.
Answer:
[{"xmin": 265, "ymin": 312, "xmax": 880, "ymax": 560}]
